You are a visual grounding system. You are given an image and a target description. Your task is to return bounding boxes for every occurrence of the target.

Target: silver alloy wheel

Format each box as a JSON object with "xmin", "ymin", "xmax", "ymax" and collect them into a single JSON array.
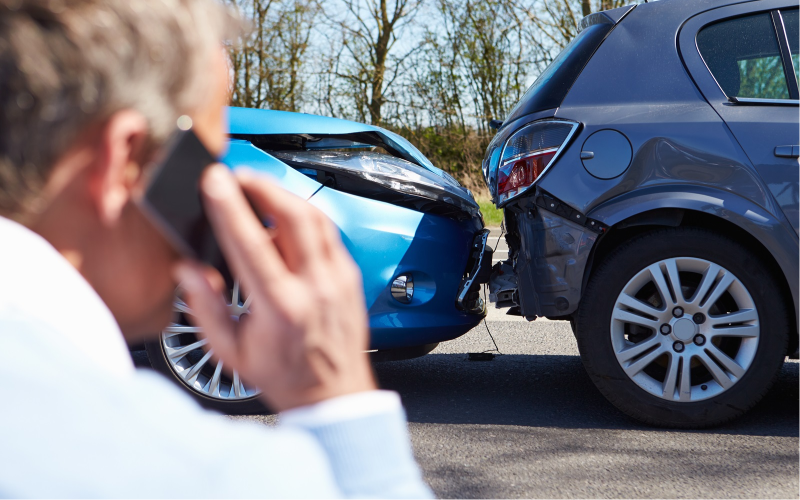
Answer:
[
  {"xmin": 611, "ymin": 257, "xmax": 759, "ymax": 402},
  {"xmin": 161, "ymin": 281, "xmax": 260, "ymax": 401}
]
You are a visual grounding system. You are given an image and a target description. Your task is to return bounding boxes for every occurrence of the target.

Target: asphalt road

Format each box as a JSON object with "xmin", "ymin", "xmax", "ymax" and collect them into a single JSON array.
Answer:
[
  {"xmin": 375, "ymin": 319, "xmax": 799, "ymax": 498},
  {"xmin": 226, "ymin": 317, "xmax": 798, "ymax": 498}
]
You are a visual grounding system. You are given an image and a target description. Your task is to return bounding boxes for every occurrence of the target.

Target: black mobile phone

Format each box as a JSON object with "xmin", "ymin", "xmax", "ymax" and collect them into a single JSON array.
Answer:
[{"xmin": 138, "ymin": 128, "xmax": 228, "ymax": 274}]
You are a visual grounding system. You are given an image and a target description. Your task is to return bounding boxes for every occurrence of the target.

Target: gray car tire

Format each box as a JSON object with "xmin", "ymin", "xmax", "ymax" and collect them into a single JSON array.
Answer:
[{"xmin": 575, "ymin": 227, "xmax": 789, "ymax": 428}]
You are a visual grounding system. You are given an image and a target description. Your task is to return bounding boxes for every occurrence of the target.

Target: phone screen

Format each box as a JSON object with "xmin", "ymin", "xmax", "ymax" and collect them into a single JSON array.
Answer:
[{"xmin": 138, "ymin": 128, "xmax": 227, "ymax": 273}]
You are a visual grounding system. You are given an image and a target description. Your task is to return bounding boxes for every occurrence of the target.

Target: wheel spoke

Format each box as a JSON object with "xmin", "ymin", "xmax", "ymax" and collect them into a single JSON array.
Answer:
[
  {"xmin": 664, "ymin": 259, "xmax": 686, "ymax": 306},
  {"xmin": 173, "ymin": 299, "xmax": 192, "ymax": 315},
  {"xmin": 648, "ymin": 263, "xmax": 676, "ymax": 308},
  {"xmin": 688, "ymin": 263, "xmax": 721, "ymax": 306},
  {"xmin": 181, "ymin": 348, "xmax": 214, "ymax": 385},
  {"xmin": 622, "ymin": 345, "xmax": 663, "ymax": 377},
  {"xmin": 709, "ymin": 308, "xmax": 759, "ymax": 339},
  {"xmin": 709, "ymin": 308, "xmax": 758, "ymax": 326},
  {"xmin": 678, "ymin": 355, "xmax": 692, "ymax": 401},
  {"xmin": 165, "ymin": 338, "xmax": 208, "ymax": 360},
  {"xmin": 163, "ymin": 324, "xmax": 201, "ymax": 334},
  {"xmin": 709, "ymin": 324, "xmax": 760, "ymax": 339},
  {"xmin": 662, "ymin": 353, "xmax": 680, "ymax": 401},
  {"xmin": 697, "ymin": 351, "xmax": 734, "ymax": 389},
  {"xmin": 616, "ymin": 293, "xmax": 664, "ymax": 320},
  {"xmin": 612, "ymin": 308, "xmax": 660, "ymax": 331},
  {"xmin": 617, "ymin": 334, "xmax": 661, "ymax": 364},
  {"xmin": 208, "ymin": 361, "xmax": 223, "ymax": 397},
  {"xmin": 232, "ymin": 370, "xmax": 242, "ymax": 398},
  {"xmin": 242, "ymin": 294, "xmax": 253, "ymax": 312},
  {"xmin": 700, "ymin": 271, "xmax": 735, "ymax": 311},
  {"xmin": 231, "ymin": 280, "xmax": 240, "ymax": 306},
  {"xmin": 704, "ymin": 344, "xmax": 746, "ymax": 379}
]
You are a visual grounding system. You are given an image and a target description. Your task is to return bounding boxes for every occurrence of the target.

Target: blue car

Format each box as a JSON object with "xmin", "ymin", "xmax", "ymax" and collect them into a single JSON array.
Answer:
[{"xmin": 144, "ymin": 107, "xmax": 491, "ymax": 413}]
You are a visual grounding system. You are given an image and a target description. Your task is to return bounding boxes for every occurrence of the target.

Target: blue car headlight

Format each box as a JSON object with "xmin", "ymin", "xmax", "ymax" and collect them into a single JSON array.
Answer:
[{"xmin": 273, "ymin": 150, "xmax": 481, "ymax": 220}]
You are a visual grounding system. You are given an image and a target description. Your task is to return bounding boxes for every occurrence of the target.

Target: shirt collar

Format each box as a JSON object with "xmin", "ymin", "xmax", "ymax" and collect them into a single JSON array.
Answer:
[{"xmin": 0, "ymin": 217, "xmax": 134, "ymax": 377}]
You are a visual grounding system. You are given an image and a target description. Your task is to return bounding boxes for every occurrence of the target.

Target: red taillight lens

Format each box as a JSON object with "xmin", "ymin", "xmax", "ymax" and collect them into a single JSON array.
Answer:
[
  {"xmin": 492, "ymin": 120, "xmax": 577, "ymax": 205},
  {"xmin": 497, "ymin": 149, "xmax": 556, "ymax": 197}
]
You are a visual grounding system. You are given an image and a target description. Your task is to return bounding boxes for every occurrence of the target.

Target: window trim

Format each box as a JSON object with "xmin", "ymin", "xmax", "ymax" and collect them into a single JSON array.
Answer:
[
  {"xmin": 772, "ymin": 10, "xmax": 799, "ymax": 99},
  {"xmin": 728, "ymin": 96, "xmax": 800, "ymax": 105}
]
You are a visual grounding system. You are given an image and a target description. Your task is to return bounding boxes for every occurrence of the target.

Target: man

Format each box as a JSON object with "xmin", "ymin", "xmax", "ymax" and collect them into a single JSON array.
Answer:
[{"xmin": 0, "ymin": 0, "xmax": 432, "ymax": 497}]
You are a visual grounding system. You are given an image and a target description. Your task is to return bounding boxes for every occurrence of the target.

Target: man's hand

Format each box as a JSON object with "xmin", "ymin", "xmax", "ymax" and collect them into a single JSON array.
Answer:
[{"xmin": 175, "ymin": 164, "xmax": 376, "ymax": 412}]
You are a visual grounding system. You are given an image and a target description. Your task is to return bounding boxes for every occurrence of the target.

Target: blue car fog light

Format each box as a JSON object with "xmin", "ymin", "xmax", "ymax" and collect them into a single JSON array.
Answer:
[{"xmin": 391, "ymin": 274, "xmax": 414, "ymax": 304}]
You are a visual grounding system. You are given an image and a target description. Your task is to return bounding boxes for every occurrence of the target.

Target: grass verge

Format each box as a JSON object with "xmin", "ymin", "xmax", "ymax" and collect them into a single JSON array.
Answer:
[{"xmin": 477, "ymin": 198, "xmax": 503, "ymax": 226}]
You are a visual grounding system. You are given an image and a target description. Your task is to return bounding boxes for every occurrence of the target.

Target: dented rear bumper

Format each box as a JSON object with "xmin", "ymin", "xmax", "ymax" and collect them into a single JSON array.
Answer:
[{"xmin": 490, "ymin": 190, "xmax": 605, "ymax": 320}]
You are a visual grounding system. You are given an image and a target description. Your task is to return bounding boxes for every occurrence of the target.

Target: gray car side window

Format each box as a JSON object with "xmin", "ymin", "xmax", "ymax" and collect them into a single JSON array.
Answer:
[
  {"xmin": 780, "ymin": 8, "xmax": 799, "ymax": 84},
  {"xmin": 697, "ymin": 13, "xmax": 791, "ymax": 100}
]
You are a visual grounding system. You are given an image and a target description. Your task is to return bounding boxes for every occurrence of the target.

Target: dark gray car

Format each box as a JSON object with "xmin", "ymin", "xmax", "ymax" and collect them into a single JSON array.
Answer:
[{"xmin": 483, "ymin": 0, "xmax": 799, "ymax": 428}]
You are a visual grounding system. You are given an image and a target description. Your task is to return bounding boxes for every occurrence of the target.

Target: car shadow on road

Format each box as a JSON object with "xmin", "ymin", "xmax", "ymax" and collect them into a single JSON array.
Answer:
[{"xmin": 373, "ymin": 353, "xmax": 799, "ymax": 437}]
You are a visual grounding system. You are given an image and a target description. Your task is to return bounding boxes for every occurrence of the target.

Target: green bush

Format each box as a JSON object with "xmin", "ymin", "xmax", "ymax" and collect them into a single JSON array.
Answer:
[{"xmin": 478, "ymin": 198, "xmax": 503, "ymax": 227}]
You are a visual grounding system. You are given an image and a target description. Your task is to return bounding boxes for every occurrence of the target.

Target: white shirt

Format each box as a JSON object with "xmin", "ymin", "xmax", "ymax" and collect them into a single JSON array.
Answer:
[{"xmin": 0, "ymin": 217, "xmax": 431, "ymax": 498}]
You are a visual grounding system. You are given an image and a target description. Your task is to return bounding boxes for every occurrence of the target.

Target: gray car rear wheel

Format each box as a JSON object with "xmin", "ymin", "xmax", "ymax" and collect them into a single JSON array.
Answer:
[{"xmin": 576, "ymin": 227, "xmax": 789, "ymax": 428}]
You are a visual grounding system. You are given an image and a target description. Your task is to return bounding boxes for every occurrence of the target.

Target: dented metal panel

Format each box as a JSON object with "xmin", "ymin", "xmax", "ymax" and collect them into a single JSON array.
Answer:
[{"xmin": 508, "ymin": 196, "xmax": 598, "ymax": 319}]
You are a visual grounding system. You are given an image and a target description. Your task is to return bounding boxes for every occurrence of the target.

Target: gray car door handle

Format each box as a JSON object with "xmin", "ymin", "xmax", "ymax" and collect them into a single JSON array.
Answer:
[{"xmin": 774, "ymin": 145, "xmax": 799, "ymax": 158}]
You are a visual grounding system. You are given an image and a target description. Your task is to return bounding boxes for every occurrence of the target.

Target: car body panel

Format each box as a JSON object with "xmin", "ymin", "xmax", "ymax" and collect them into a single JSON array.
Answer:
[
  {"xmin": 225, "ymin": 139, "xmax": 322, "ymax": 200},
  {"xmin": 678, "ymin": 0, "xmax": 800, "ymax": 235},
  {"xmin": 223, "ymin": 109, "xmax": 485, "ymax": 350},
  {"xmin": 309, "ymin": 187, "xmax": 482, "ymax": 349}
]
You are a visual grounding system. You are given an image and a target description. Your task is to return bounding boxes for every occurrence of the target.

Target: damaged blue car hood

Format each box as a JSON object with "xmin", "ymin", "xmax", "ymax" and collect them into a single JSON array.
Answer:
[{"xmin": 228, "ymin": 106, "xmax": 441, "ymax": 175}]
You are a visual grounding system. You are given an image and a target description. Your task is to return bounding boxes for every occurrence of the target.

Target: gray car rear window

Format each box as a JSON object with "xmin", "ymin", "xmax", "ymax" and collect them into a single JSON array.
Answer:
[{"xmin": 697, "ymin": 13, "xmax": 790, "ymax": 100}]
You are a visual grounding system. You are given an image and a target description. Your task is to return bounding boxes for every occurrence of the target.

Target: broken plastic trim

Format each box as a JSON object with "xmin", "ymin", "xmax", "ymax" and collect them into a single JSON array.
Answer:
[{"xmin": 456, "ymin": 229, "xmax": 492, "ymax": 314}]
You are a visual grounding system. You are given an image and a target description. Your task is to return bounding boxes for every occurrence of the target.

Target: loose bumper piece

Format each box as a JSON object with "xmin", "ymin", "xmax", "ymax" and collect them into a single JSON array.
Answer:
[{"xmin": 456, "ymin": 229, "xmax": 493, "ymax": 314}]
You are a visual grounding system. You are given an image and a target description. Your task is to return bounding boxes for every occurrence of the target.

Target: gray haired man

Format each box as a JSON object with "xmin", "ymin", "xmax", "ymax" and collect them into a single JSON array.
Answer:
[{"xmin": 0, "ymin": 0, "xmax": 431, "ymax": 497}]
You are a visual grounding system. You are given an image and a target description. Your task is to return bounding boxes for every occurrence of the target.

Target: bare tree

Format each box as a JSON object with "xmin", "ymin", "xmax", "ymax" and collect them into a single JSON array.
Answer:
[
  {"xmin": 454, "ymin": 0, "xmax": 529, "ymax": 132},
  {"xmin": 227, "ymin": 0, "xmax": 319, "ymax": 111},
  {"xmin": 326, "ymin": 0, "xmax": 424, "ymax": 125}
]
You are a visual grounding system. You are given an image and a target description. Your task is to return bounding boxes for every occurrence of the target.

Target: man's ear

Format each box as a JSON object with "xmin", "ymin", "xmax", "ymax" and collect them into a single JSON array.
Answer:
[{"xmin": 89, "ymin": 110, "xmax": 149, "ymax": 226}]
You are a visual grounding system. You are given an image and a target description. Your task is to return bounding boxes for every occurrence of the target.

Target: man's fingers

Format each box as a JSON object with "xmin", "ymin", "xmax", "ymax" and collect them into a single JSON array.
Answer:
[
  {"xmin": 173, "ymin": 261, "xmax": 239, "ymax": 367},
  {"xmin": 200, "ymin": 165, "xmax": 286, "ymax": 291},
  {"xmin": 236, "ymin": 169, "xmax": 329, "ymax": 273}
]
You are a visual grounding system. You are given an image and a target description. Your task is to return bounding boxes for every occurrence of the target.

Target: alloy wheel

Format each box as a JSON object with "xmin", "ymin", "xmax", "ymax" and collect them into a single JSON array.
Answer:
[
  {"xmin": 610, "ymin": 257, "xmax": 759, "ymax": 402},
  {"xmin": 160, "ymin": 281, "xmax": 260, "ymax": 401}
]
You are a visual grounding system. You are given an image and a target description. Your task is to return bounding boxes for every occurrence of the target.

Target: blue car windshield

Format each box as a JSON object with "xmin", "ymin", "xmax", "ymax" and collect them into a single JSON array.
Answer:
[{"xmin": 504, "ymin": 22, "xmax": 613, "ymax": 124}]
